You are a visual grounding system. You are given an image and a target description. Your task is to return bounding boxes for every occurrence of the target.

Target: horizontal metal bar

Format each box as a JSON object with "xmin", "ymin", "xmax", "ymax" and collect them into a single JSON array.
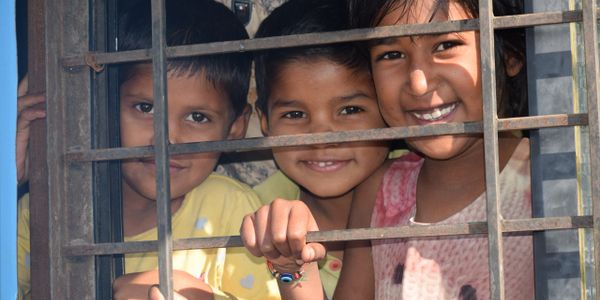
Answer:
[
  {"xmin": 63, "ymin": 215, "xmax": 592, "ymax": 257},
  {"xmin": 66, "ymin": 113, "xmax": 587, "ymax": 162},
  {"xmin": 62, "ymin": 10, "xmax": 588, "ymax": 68}
]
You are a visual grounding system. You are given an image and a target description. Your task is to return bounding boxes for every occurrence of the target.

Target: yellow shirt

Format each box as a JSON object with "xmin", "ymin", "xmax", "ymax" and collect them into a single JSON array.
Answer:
[{"xmin": 18, "ymin": 173, "xmax": 279, "ymax": 300}]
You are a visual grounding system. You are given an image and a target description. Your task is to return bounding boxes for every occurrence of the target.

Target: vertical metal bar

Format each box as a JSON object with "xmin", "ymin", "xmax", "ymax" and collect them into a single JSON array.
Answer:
[
  {"xmin": 91, "ymin": 0, "xmax": 124, "ymax": 297},
  {"xmin": 479, "ymin": 1, "xmax": 504, "ymax": 299},
  {"xmin": 150, "ymin": 0, "xmax": 174, "ymax": 298},
  {"xmin": 581, "ymin": 0, "xmax": 600, "ymax": 297},
  {"xmin": 46, "ymin": 0, "xmax": 96, "ymax": 297},
  {"xmin": 26, "ymin": 0, "xmax": 51, "ymax": 297}
]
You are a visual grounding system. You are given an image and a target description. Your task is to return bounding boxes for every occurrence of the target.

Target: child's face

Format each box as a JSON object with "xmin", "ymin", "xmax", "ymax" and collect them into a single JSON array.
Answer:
[
  {"xmin": 120, "ymin": 65, "xmax": 247, "ymax": 202},
  {"xmin": 369, "ymin": 1, "xmax": 483, "ymax": 160},
  {"xmin": 261, "ymin": 59, "xmax": 389, "ymax": 198}
]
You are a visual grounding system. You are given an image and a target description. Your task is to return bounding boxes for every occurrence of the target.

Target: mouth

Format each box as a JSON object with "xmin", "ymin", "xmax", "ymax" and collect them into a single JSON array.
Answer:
[
  {"xmin": 302, "ymin": 160, "xmax": 351, "ymax": 172},
  {"xmin": 139, "ymin": 159, "xmax": 186, "ymax": 172},
  {"xmin": 410, "ymin": 102, "xmax": 457, "ymax": 122}
]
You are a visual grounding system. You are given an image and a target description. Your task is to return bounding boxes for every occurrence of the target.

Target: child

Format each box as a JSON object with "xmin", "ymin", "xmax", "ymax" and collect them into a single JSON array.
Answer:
[
  {"xmin": 242, "ymin": 0, "xmax": 389, "ymax": 298},
  {"xmin": 17, "ymin": 0, "xmax": 279, "ymax": 299},
  {"xmin": 242, "ymin": 0, "xmax": 533, "ymax": 299}
]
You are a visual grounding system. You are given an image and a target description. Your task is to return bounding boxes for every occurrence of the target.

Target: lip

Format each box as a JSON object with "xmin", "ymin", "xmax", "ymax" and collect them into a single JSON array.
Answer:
[
  {"xmin": 408, "ymin": 102, "xmax": 458, "ymax": 125},
  {"xmin": 139, "ymin": 159, "xmax": 187, "ymax": 173},
  {"xmin": 301, "ymin": 159, "xmax": 351, "ymax": 172}
]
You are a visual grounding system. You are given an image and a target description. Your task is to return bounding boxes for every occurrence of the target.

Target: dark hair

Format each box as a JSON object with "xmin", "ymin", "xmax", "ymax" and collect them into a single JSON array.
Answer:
[
  {"xmin": 254, "ymin": 0, "xmax": 370, "ymax": 116},
  {"xmin": 348, "ymin": 0, "xmax": 527, "ymax": 118},
  {"xmin": 118, "ymin": 0, "xmax": 252, "ymax": 118}
]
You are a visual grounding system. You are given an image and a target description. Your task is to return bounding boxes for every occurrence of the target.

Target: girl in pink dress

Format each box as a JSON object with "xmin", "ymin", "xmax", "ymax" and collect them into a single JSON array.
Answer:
[
  {"xmin": 336, "ymin": 0, "xmax": 534, "ymax": 299},
  {"xmin": 240, "ymin": 1, "xmax": 533, "ymax": 299}
]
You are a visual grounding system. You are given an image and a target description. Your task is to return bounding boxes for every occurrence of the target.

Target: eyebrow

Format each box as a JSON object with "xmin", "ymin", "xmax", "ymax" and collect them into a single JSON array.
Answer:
[
  {"xmin": 370, "ymin": 32, "xmax": 461, "ymax": 47},
  {"xmin": 337, "ymin": 91, "xmax": 372, "ymax": 102},
  {"xmin": 269, "ymin": 99, "xmax": 303, "ymax": 110},
  {"xmin": 270, "ymin": 92, "xmax": 372, "ymax": 110}
]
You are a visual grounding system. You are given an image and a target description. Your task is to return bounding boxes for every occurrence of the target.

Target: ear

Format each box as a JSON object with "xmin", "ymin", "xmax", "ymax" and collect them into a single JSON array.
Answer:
[
  {"xmin": 258, "ymin": 108, "xmax": 270, "ymax": 136},
  {"xmin": 227, "ymin": 104, "xmax": 252, "ymax": 140},
  {"xmin": 504, "ymin": 55, "xmax": 523, "ymax": 77}
]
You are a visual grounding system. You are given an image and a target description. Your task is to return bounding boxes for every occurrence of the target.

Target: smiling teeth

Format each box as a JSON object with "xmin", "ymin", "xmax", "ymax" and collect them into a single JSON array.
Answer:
[
  {"xmin": 308, "ymin": 161, "xmax": 335, "ymax": 167},
  {"xmin": 412, "ymin": 103, "xmax": 457, "ymax": 121}
]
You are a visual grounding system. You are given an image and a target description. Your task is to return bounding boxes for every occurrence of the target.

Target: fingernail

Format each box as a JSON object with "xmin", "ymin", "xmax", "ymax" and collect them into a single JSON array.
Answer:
[{"xmin": 296, "ymin": 259, "xmax": 304, "ymax": 266}]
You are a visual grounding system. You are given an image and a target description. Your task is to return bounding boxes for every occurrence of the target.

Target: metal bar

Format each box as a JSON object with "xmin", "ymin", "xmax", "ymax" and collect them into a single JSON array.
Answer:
[
  {"xmin": 61, "ymin": 10, "xmax": 588, "ymax": 68},
  {"xmin": 26, "ymin": 0, "xmax": 51, "ymax": 297},
  {"xmin": 62, "ymin": 215, "xmax": 594, "ymax": 257},
  {"xmin": 65, "ymin": 113, "xmax": 587, "ymax": 162},
  {"xmin": 150, "ymin": 0, "xmax": 173, "ymax": 298},
  {"xmin": 581, "ymin": 0, "xmax": 600, "ymax": 297},
  {"xmin": 479, "ymin": 0, "xmax": 504, "ymax": 299}
]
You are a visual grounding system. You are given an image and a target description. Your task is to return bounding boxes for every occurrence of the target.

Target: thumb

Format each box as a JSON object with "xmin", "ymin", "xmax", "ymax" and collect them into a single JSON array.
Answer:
[{"xmin": 300, "ymin": 242, "xmax": 327, "ymax": 263}]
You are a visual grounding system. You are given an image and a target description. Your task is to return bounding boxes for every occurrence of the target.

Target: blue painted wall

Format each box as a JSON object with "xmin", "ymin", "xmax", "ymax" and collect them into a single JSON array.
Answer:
[{"xmin": 0, "ymin": 0, "xmax": 18, "ymax": 298}]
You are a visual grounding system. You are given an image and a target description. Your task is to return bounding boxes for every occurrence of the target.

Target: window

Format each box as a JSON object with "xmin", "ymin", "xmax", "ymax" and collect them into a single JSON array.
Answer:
[{"xmin": 23, "ymin": 0, "xmax": 600, "ymax": 299}]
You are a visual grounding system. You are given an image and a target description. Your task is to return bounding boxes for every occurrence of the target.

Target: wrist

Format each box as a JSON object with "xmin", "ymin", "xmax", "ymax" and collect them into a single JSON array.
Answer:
[{"xmin": 267, "ymin": 260, "xmax": 305, "ymax": 284}]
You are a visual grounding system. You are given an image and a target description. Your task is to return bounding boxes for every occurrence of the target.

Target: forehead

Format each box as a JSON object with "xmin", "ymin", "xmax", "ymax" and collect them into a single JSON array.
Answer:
[
  {"xmin": 378, "ymin": 1, "xmax": 472, "ymax": 26},
  {"xmin": 121, "ymin": 64, "xmax": 231, "ymax": 110}
]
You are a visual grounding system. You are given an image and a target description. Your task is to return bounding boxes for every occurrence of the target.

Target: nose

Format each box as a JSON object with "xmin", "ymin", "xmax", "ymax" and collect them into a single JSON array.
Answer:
[
  {"xmin": 149, "ymin": 120, "xmax": 182, "ymax": 146},
  {"xmin": 308, "ymin": 115, "xmax": 339, "ymax": 148},
  {"xmin": 409, "ymin": 68, "xmax": 429, "ymax": 96}
]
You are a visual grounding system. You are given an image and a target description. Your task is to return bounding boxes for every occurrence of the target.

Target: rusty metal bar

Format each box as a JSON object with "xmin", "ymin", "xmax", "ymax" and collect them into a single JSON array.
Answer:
[
  {"xmin": 64, "ymin": 113, "xmax": 587, "ymax": 162},
  {"xmin": 60, "ymin": 10, "xmax": 589, "ymax": 69},
  {"xmin": 26, "ymin": 0, "xmax": 51, "ymax": 297},
  {"xmin": 581, "ymin": 0, "xmax": 600, "ymax": 296},
  {"xmin": 479, "ymin": 0, "xmax": 504, "ymax": 299},
  {"xmin": 150, "ymin": 0, "xmax": 173, "ymax": 298},
  {"xmin": 62, "ymin": 215, "xmax": 593, "ymax": 257}
]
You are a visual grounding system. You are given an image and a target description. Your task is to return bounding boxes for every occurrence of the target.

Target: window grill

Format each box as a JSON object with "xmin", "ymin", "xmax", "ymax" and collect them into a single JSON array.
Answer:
[{"xmin": 28, "ymin": 0, "xmax": 600, "ymax": 299}]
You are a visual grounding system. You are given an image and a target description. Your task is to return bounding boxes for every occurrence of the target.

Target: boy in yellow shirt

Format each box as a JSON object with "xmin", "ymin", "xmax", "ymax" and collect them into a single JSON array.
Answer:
[{"xmin": 16, "ymin": 0, "xmax": 278, "ymax": 298}]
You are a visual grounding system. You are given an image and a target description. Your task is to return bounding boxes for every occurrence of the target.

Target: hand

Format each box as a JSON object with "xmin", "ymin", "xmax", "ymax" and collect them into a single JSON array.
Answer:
[
  {"xmin": 240, "ymin": 199, "xmax": 326, "ymax": 270},
  {"xmin": 113, "ymin": 270, "xmax": 213, "ymax": 300},
  {"xmin": 148, "ymin": 285, "xmax": 188, "ymax": 300},
  {"xmin": 16, "ymin": 82, "xmax": 45, "ymax": 184}
]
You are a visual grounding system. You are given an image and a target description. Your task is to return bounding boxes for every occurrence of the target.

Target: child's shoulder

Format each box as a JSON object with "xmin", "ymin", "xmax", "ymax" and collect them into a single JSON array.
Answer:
[
  {"xmin": 254, "ymin": 170, "xmax": 300, "ymax": 205},
  {"xmin": 193, "ymin": 172, "xmax": 256, "ymax": 195},
  {"xmin": 185, "ymin": 172, "xmax": 261, "ymax": 209}
]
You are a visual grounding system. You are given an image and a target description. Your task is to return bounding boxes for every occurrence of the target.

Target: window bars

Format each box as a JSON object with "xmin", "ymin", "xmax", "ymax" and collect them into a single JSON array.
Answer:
[{"xmin": 38, "ymin": 0, "xmax": 600, "ymax": 299}]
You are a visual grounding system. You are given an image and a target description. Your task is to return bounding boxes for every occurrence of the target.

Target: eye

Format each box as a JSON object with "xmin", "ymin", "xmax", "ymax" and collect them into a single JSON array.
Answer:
[
  {"xmin": 434, "ymin": 40, "xmax": 461, "ymax": 52},
  {"xmin": 340, "ymin": 106, "xmax": 364, "ymax": 115},
  {"xmin": 282, "ymin": 111, "xmax": 306, "ymax": 119},
  {"xmin": 186, "ymin": 112, "xmax": 209, "ymax": 123},
  {"xmin": 376, "ymin": 51, "xmax": 405, "ymax": 61},
  {"xmin": 134, "ymin": 102, "xmax": 154, "ymax": 114}
]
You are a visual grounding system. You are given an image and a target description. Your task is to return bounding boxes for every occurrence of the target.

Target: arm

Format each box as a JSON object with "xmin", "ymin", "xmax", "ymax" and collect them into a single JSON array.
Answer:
[
  {"xmin": 333, "ymin": 161, "xmax": 391, "ymax": 300},
  {"xmin": 240, "ymin": 199, "xmax": 327, "ymax": 300},
  {"xmin": 113, "ymin": 269, "xmax": 213, "ymax": 300}
]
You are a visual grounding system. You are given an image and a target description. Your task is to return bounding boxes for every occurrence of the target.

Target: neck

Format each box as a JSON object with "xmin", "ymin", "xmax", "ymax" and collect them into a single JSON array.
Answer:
[
  {"xmin": 299, "ymin": 188, "xmax": 353, "ymax": 231},
  {"xmin": 122, "ymin": 180, "xmax": 185, "ymax": 237},
  {"xmin": 415, "ymin": 134, "xmax": 522, "ymax": 223}
]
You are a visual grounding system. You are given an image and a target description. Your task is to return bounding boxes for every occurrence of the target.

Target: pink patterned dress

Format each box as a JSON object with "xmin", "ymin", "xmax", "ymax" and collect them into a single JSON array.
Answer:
[{"xmin": 371, "ymin": 139, "xmax": 534, "ymax": 300}]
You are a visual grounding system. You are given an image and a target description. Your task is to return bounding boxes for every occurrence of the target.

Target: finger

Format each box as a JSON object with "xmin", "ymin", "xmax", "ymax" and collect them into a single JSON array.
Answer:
[
  {"xmin": 269, "ymin": 200, "xmax": 294, "ymax": 258},
  {"xmin": 285, "ymin": 201, "xmax": 310, "ymax": 260},
  {"xmin": 240, "ymin": 214, "xmax": 263, "ymax": 258},
  {"xmin": 17, "ymin": 108, "xmax": 46, "ymax": 132},
  {"xmin": 254, "ymin": 205, "xmax": 281, "ymax": 260},
  {"xmin": 17, "ymin": 93, "xmax": 45, "ymax": 114},
  {"xmin": 148, "ymin": 286, "xmax": 187, "ymax": 300},
  {"xmin": 17, "ymin": 75, "xmax": 28, "ymax": 97},
  {"xmin": 148, "ymin": 285, "xmax": 164, "ymax": 300}
]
